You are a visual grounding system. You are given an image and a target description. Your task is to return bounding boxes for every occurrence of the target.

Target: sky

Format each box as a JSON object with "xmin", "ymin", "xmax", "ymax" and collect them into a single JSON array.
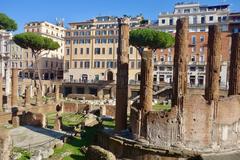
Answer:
[{"xmin": 1, "ymin": 0, "xmax": 240, "ymax": 33}]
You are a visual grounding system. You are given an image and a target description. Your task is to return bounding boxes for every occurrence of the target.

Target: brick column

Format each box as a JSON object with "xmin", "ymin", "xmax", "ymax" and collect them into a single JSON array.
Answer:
[
  {"xmin": 11, "ymin": 68, "xmax": 18, "ymax": 107},
  {"xmin": 140, "ymin": 50, "xmax": 153, "ymax": 112},
  {"xmin": 228, "ymin": 33, "xmax": 240, "ymax": 96},
  {"xmin": 172, "ymin": 18, "xmax": 188, "ymax": 107},
  {"xmin": 0, "ymin": 74, "xmax": 2, "ymax": 112},
  {"xmin": 205, "ymin": 25, "xmax": 221, "ymax": 103},
  {"xmin": 115, "ymin": 18, "xmax": 129, "ymax": 131},
  {"xmin": 24, "ymin": 86, "xmax": 31, "ymax": 107}
]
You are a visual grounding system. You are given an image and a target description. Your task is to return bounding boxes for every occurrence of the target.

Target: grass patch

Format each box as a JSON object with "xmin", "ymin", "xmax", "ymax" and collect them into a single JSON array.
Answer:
[
  {"xmin": 153, "ymin": 103, "xmax": 171, "ymax": 111},
  {"xmin": 50, "ymin": 126, "xmax": 98, "ymax": 160},
  {"xmin": 102, "ymin": 120, "xmax": 115, "ymax": 129},
  {"xmin": 11, "ymin": 147, "xmax": 31, "ymax": 160},
  {"xmin": 46, "ymin": 112, "xmax": 84, "ymax": 129}
]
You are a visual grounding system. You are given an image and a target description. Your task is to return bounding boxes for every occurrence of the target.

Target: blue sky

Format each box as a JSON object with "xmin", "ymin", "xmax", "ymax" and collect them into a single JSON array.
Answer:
[{"xmin": 1, "ymin": 0, "xmax": 240, "ymax": 33}]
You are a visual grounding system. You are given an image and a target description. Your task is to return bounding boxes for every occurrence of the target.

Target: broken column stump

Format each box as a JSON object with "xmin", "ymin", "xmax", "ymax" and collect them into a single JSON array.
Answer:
[
  {"xmin": 205, "ymin": 25, "xmax": 221, "ymax": 103},
  {"xmin": 24, "ymin": 86, "xmax": 31, "ymax": 107},
  {"xmin": 11, "ymin": 68, "xmax": 18, "ymax": 107},
  {"xmin": 115, "ymin": 18, "xmax": 129, "ymax": 132},
  {"xmin": 229, "ymin": 33, "xmax": 240, "ymax": 96}
]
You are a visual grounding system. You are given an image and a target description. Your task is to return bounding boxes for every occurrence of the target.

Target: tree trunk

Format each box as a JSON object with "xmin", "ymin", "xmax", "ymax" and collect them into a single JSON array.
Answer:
[
  {"xmin": 140, "ymin": 49, "xmax": 153, "ymax": 138},
  {"xmin": 35, "ymin": 55, "xmax": 43, "ymax": 93}
]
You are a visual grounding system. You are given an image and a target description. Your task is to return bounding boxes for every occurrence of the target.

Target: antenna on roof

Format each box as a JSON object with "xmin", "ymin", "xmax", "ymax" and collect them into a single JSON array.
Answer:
[{"xmin": 56, "ymin": 18, "xmax": 64, "ymax": 27}]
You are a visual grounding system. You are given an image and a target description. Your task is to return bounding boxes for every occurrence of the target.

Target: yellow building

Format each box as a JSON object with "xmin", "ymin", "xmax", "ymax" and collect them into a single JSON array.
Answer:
[
  {"xmin": 24, "ymin": 21, "xmax": 65, "ymax": 79},
  {"xmin": 64, "ymin": 16, "xmax": 144, "ymax": 83}
]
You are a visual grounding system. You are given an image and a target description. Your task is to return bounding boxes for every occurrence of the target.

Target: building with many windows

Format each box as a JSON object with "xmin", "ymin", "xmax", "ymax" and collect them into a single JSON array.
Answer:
[
  {"xmin": 158, "ymin": 2, "xmax": 229, "ymax": 33},
  {"xmin": 152, "ymin": 2, "xmax": 232, "ymax": 88},
  {"xmin": 24, "ymin": 21, "xmax": 65, "ymax": 80},
  {"xmin": 64, "ymin": 16, "xmax": 144, "ymax": 83}
]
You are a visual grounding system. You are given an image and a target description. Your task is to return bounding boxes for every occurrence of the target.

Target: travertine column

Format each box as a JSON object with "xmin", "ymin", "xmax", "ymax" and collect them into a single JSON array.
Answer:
[
  {"xmin": 172, "ymin": 18, "xmax": 188, "ymax": 107},
  {"xmin": 228, "ymin": 33, "xmax": 240, "ymax": 96},
  {"xmin": 36, "ymin": 86, "xmax": 42, "ymax": 105},
  {"xmin": 0, "ymin": 75, "xmax": 2, "ymax": 112},
  {"xmin": 11, "ymin": 68, "xmax": 18, "ymax": 107},
  {"xmin": 24, "ymin": 86, "xmax": 31, "ymax": 107},
  {"xmin": 205, "ymin": 25, "xmax": 221, "ymax": 103},
  {"xmin": 115, "ymin": 18, "xmax": 129, "ymax": 131},
  {"xmin": 55, "ymin": 84, "xmax": 60, "ymax": 102}
]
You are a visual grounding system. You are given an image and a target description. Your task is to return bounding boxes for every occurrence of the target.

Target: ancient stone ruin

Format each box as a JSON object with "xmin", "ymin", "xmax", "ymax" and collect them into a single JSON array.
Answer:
[{"xmin": 95, "ymin": 17, "xmax": 240, "ymax": 159}]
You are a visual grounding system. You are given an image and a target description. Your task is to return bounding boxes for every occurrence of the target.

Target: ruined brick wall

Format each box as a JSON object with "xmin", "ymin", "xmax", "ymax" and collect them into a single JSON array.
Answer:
[
  {"xmin": 63, "ymin": 102, "xmax": 89, "ymax": 113},
  {"xmin": 20, "ymin": 112, "xmax": 46, "ymax": 127},
  {"xmin": 182, "ymin": 95, "xmax": 213, "ymax": 149},
  {"xmin": 146, "ymin": 108, "xmax": 179, "ymax": 147}
]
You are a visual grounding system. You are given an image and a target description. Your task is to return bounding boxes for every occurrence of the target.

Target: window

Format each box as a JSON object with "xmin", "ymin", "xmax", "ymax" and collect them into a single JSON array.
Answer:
[
  {"xmin": 108, "ymin": 39, "xmax": 114, "ymax": 43},
  {"xmin": 102, "ymin": 61, "xmax": 105, "ymax": 68},
  {"xmin": 209, "ymin": 16, "xmax": 213, "ymax": 21},
  {"xmin": 74, "ymin": 31, "xmax": 78, "ymax": 36},
  {"xmin": 102, "ymin": 48, "xmax": 105, "ymax": 54},
  {"xmin": 74, "ymin": 61, "xmax": 77, "ymax": 68},
  {"xmin": 184, "ymin": 9, "xmax": 190, "ymax": 13},
  {"xmin": 137, "ymin": 61, "xmax": 141, "ymax": 69},
  {"xmin": 130, "ymin": 47, "xmax": 133, "ymax": 54},
  {"xmin": 73, "ymin": 39, "xmax": 78, "ymax": 44},
  {"xmin": 168, "ymin": 53, "xmax": 172, "ymax": 62},
  {"xmin": 80, "ymin": 61, "xmax": 83, "ymax": 68},
  {"xmin": 95, "ymin": 48, "xmax": 101, "ymax": 54},
  {"xmin": 200, "ymin": 54, "xmax": 204, "ymax": 63},
  {"xmin": 107, "ymin": 61, "xmax": 113, "ymax": 68},
  {"xmin": 222, "ymin": 16, "xmax": 227, "ymax": 21},
  {"xmin": 166, "ymin": 67, "xmax": 172, "ymax": 71},
  {"xmin": 85, "ymin": 61, "xmax": 90, "ymax": 68},
  {"xmin": 169, "ymin": 19, "xmax": 173, "ymax": 25},
  {"xmin": 80, "ymin": 48, "xmax": 83, "ymax": 54},
  {"xmin": 218, "ymin": 17, "xmax": 221, "ymax": 22},
  {"xmin": 190, "ymin": 66, "xmax": 196, "ymax": 71},
  {"xmin": 109, "ymin": 48, "xmax": 112, "ymax": 54},
  {"xmin": 101, "ymin": 39, "xmax": 107, "ymax": 43},
  {"xmin": 161, "ymin": 19, "xmax": 165, "ymax": 24},
  {"xmin": 192, "ymin": 36, "xmax": 196, "ymax": 44},
  {"xmin": 200, "ymin": 47, "xmax": 204, "ymax": 52},
  {"xmin": 200, "ymin": 36, "xmax": 204, "ymax": 42},
  {"xmin": 198, "ymin": 66, "xmax": 204, "ymax": 72},
  {"xmin": 65, "ymin": 61, "xmax": 69, "ymax": 69},
  {"xmin": 86, "ymin": 48, "xmax": 89, "ymax": 54},
  {"xmin": 66, "ymin": 49, "xmax": 70, "ymax": 55},
  {"xmin": 94, "ymin": 61, "xmax": 100, "ymax": 68},
  {"xmin": 95, "ymin": 39, "xmax": 101, "ymax": 44},
  {"xmin": 159, "ymin": 67, "xmax": 165, "ymax": 71},
  {"xmin": 45, "ymin": 61, "xmax": 48, "ymax": 67},
  {"xmin": 130, "ymin": 61, "xmax": 134, "ymax": 69},
  {"xmin": 66, "ymin": 40, "xmax": 70, "ymax": 45},
  {"xmin": 66, "ymin": 32, "xmax": 70, "ymax": 36},
  {"xmin": 74, "ymin": 48, "xmax": 77, "ymax": 55},
  {"xmin": 193, "ymin": 16, "xmax": 197, "ymax": 24},
  {"xmin": 201, "ymin": 17, "xmax": 205, "ymax": 24}
]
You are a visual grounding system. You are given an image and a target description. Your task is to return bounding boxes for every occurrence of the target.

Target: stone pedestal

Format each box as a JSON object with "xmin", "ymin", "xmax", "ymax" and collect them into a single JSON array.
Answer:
[
  {"xmin": 55, "ymin": 84, "xmax": 60, "ymax": 102},
  {"xmin": 11, "ymin": 68, "xmax": 18, "ymax": 107},
  {"xmin": 205, "ymin": 25, "xmax": 221, "ymax": 103},
  {"xmin": 24, "ymin": 86, "xmax": 31, "ymax": 107},
  {"xmin": 36, "ymin": 86, "xmax": 42, "ymax": 105},
  {"xmin": 54, "ymin": 113, "xmax": 62, "ymax": 131},
  {"xmin": 115, "ymin": 18, "xmax": 129, "ymax": 131},
  {"xmin": 12, "ymin": 116, "xmax": 20, "ymax": 128},
  {"xmin": 172, "ymin": 18, "xmax": 188, "ymax": 107},
  {"xmin": 229, "ymin": 33, "xmax": 240, "ymax": 96}
]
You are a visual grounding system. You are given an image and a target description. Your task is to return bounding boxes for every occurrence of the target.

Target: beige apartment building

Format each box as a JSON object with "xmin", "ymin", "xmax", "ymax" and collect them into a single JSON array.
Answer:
[
  {"xmin": 64, "ymin": 16, "xmax": 144, "ymax": 83},
  {"xmin": 24, "ymin": 21, "xmax": 65, "ymax": 80}
]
